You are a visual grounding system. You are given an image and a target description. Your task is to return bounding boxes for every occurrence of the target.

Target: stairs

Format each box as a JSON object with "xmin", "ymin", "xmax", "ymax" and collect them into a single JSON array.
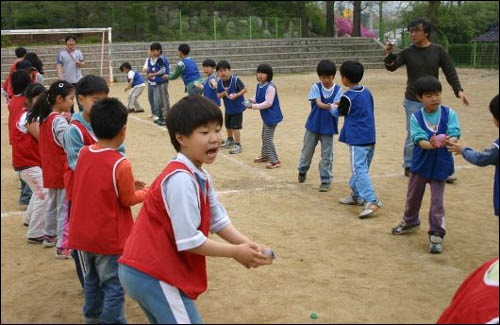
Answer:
[{"xmin": 1, "ymin": 37, "xmax": 386, "ymax": 85}]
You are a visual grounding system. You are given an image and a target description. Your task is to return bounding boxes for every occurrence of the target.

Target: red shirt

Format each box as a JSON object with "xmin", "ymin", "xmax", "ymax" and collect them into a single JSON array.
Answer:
[
  {"xmin": 438, "ymin": 257, "xmax": 499, "ymax": 324},
  {"xmin": 10, "ymin": 108, "xmax": 40, "ymax": 169},
  {"xmin": 63, "ymin": 120, "xmax": 97, "ymax": 201},
  {"xmin": 118, "ymin": 161, "xmax": 211, "ymax": 300},
  {"xmin": 39, "ymin": 112, "xmax": 67, "ymax": 188},
  {"xmin": 7, "ymin": 95, "xmax": 26, "ymax": 145},
  {"xmin": 69, "ymin": 145, "xmax": 141, "ymax": 255}
]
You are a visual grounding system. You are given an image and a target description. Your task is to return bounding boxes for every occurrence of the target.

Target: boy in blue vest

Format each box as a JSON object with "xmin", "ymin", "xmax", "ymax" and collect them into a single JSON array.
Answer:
[
  {"xmin": 447, "ymin": 94, "xmax": 499, "ymax": 218},
  {"xmin": 200, "ymin": 59, "xmax": 220, "ymax": 107},
  {"xmin": 297, "ymin": 60, "xmax": 343, "ymax": 192},
  {"xmin": 168, "ymin": 43, "xmax": 203, "ymax": 95},
  {"xmin": 120, "ymin": 62, "xmax": 146, "ymax": 113},
  {"xmin": 331, "ymin": 61, "xmax": 382, "ymax": 218},
  {"xmin": 146, "ymin": 43, "xmax": 170, "ymax": 126},
  {"xmin": 216, "ymin": 60, "xmax": 247, "ymax": 154},
  {"xmin": 391, "ymin": 76, "xmax": 461, "ymax": 254}
]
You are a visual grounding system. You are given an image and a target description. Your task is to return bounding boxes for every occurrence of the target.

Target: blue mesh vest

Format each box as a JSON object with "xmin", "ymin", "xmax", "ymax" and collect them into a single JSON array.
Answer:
[
  {"xmin": 147, "ymin": 56, "xmax": 168, "ymax": 85},
  {"xmin": 305, "ymin": 83, "xmax": 339, "ymax": 135},
  {"xmin": 255, "ymin": 82, "xmax": 283, "ymax": 126},
  {"xmin": 217, "ymin": 76, "xmax": 246, "ymax": 114},
  {"xmin": 131, "ymin": 70, "xmax": 144, "ymax": 88},
  {"xmin": 411, "ymin": 106, "xmax": 454, "ymax": 181},
  {"xmin": 203, "ymin": 74, "xmax": 220, "ymax": 106},
  {"xmin": 339, "ymin": 86, "xmax": 376, "ymax": 145},
  {"xmin": 181, "ymin": 58, "xmax": 201, "ymax": 86}
]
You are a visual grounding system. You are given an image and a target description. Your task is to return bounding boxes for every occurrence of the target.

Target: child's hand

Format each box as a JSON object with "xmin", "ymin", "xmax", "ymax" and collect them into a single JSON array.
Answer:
[
  {"xmin": 446, "ymin": 139, "xmax": 466, "ymax": 155},
  {"xmin": 234, "ymin": 242, "xmax": 270, "ymax": 269},
  {"xmin": 135, "ymin": 180, "xmax": 146, "ymax": 190},
  {"xmin": 430, "ymin": 134, "xmax": 448, "ymax": 148},
  {"xmin": 228, "ymin": 93, "xmax": 236, "ymax": 100},
  {"xmin": 62, "ymin": 112, "xmax": 72, "ymax": 122}
]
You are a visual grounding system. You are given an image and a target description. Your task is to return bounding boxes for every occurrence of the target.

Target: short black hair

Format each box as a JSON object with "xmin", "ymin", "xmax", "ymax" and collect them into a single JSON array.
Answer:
[
  {"xmin": 414, "ymin": 76, "xmax": 442, "ymax": 96},
  {"xmin": 202, "ymin": 59, "xmax": 216, "ymax": 68},
  {"xmin": 256, "ymin": 63, "xmax": 273, "ymax": 82},
  {"xmin": 11, "ymin": 70, "xmax": 32, "ymax": 95},
  {"xmin": 490, "ymin": 94, "xmax": 499, "ymax": 121},
  {"xmin": 340, "ymin": 61, "xmax": 364, "ymax": 84},
  {"xmin": 408, "ymin": 18, "xmax": 432, "ymax": 40},
  {"xmin": 166, "ymin": 95, "xmax": 223, "ymax": 152},
  {"xmin": 119, "ymin": 62, "xmax": 132, "ymax": 72},
  {"xmin": 24, "ymin": 83, "xmax": 46, "ymax": 108},
  {"xmin": 178, "ymin": 43, "xmax": 190, "ymax": 55},
  {"xmin": 24, "ymin": 52, "xmax": 44, "ymax": 74},
  {"xmin": 216, "ymin": 60, "xmax": 231, "ymax": 71},
  {"xmin": 65, "ymin": 34, "xmax": 76, "ymax": 43},
  {"xmin": 76, "ymin": 75, "xmax": 109, "ymax": 97},
  {"xmin": 90, "ymin": 98, "xmax": 128, "ymax": 140},
  {"xmin": 15, "ymin": 60, "xmax": 35, "ymax": 72},
  {"xmin": 15, "ymin": 47, "xmax": 27, "ymax": 58},
  {"xmin": 316, "ymin": 60, "xmax": 336, "ymax": 77},
  {"xmin": 150, "ymin": 42, "xmax": 162, "ymax": 52}
]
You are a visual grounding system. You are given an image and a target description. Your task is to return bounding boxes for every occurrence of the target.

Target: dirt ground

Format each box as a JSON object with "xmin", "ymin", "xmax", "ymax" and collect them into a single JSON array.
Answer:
[{"xmin": 1, "ymin": 68, "xmax": 499, "ymax": 324}]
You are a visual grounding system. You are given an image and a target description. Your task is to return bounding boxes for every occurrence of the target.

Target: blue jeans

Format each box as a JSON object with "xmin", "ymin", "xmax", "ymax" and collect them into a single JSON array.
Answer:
[
  {"xmin": 297, "ymin": 129, "xmax": 334, "ymax": 184},
  {"xmin": 82, "ymin": 252, "xmax": 126, "ymax": 324},
  {"xmin": 348, "ymin": 145, "xmax": 378, "ymax": 203},
  {"xmin": 19, "ymin": 177, "xmax": 33, "ymax": 205},
  {"xmin": 118, "ymin": 264, "xmax": 203, "ymax": 324},
  {"xmin": 403, "ymin": 98, "xmax": 422, "ymax": 168}
]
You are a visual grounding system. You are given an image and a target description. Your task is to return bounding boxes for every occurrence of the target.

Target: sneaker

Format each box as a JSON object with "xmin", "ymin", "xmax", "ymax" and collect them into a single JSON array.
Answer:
[
  {"xmin": 339, "ymin": 194, "xmax": 364, "ymax": 206},
  {"xmin": 156, "ymin": 119, "xmax": 166, "ymax": 126},
  {"xmin": 27, "ymin": 236, "xmax": 45, "ymax": 244},
  {"xmin": 445, "ymin": 176, "xmax": 457, "ymax": 184},
  {"xmin": 127, "ymin": 108, "xmax": 135, "ymax": 113},
  {"xmin": 429, "ymin": 235, "xmax": 444, "ymax": 254},
  {"xmin": 23, "ymin": 222, "xmax": 29, "ymax": 227},
  {"xmin": 359, "ymin": 200, "xmax": 382, "ymax": 218},
  {"xmin": 56, "ymin": 247, "xmax": 71, "ymax": 259},
  {"xmin": 298, "ymin": 172, "xmax": 307, "ymax": 183},
  {"xmin": 153, "ymin": 115, "xmax": 160, "ymax": 121},
  {"xmin": 229, "ymin": 144, "xmax": 242, "ymax": 154},
  {"xmin": 266, "ymin": 161, "xmax": 281, "ymax": 169},
  {"xmin": 135, "ymin": 109, "xmax": 145, "ymax": 113},
  {"xmin": 254, "ymin": 156, "xmax": 268, "ymax": 163},
  {"xmin": 42, "ymin": 235, "xmax": 57, "ymax": 248},
  {"xmin": 404, "ymin": 167, "xmax": 410, "ymax": 177},
  {"xmin": 391, "ymin": 220, "xmax": 420, "ymax": 235},
  {"xmin": 319, "ymin": 183, "xmax": 331, "ymax": 192},
  {"xmin": 221, "ymin": 139, "xmax": 234, "ymax": 148}
]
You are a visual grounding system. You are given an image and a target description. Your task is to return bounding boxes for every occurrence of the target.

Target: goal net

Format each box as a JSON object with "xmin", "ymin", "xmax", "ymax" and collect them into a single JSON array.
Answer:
[{"xmin": 1, "ymin": 27, "xmax": 114, "ymax": 85}]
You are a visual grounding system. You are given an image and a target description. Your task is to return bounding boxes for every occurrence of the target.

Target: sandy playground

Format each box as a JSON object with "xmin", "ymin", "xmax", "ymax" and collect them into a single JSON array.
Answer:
[{"xmin": 1, "ymin": 68, "xmax": 499, "ymax": 324}]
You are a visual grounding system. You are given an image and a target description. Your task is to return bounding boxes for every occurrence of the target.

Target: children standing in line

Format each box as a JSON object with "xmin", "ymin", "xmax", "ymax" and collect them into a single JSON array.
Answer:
[
  {"xmin": 168, "ymin": 43, "xmax": 203, "ymax": 95},
  {"xmin": 146, "ymin": 43, "xmax": 170, "ymax": 126},
  {"xmin": 120, "ymin": 62, "xmax": 146, "ymax": 113},
  {"xmin": 216, "ymin": 60, "xmax": 247, "ymax": 154},
  {"xmin": 26, "ymin": 80, "xmax": 74, "ymax": 258},
  {"xmin": 247, "ymin": 63, "xmax": 283, "ymax": 169},
  {"xmin": 332, "ymin": 61, "xmax": 382, "ymax": 218},
  {"xmin": 2, "ymin": 47, "xmax": 27, "ymax": 103},
  {"xmin": 391, "ymin": 76, "xmax": 461, "ymax": 254},
  {"xmin": 201, "ymin": 59, "xmax": 220, "ymax": 107},
  {"xmin": 297, "ymin": 59, "xmax": 343, "ymax": 192},
  {"xmin": 68, "ymin": 98, "xmax": 149, "ymax": 324},
  {"xmin": 447, "ymin": 94, "xmax": 499, "ymax": 217},
  {"xmin": 63, "ymin": 75, "xmax": 110, "ymax": 280},
  {"xmin": 11, "ymin": 82, "xmax": 48, "ymax": 244},
  {"xmin": 117, "ymin": 95, "xmax": 272, "ymax": 324}
]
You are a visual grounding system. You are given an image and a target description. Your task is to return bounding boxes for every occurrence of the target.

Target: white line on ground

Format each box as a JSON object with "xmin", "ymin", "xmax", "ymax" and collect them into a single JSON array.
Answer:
[{"xmin": 1, "ymin": 211, "xmax": 24, "ymax": 219}]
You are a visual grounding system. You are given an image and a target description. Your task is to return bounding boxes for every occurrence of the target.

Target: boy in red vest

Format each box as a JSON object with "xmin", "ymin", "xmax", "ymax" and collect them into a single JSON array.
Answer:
[
  {"xmin": 118, "ymin": 95, "xmax": 273, "ymax": 323},
  {"xmin": 2, "ymin": 47, "xmax": 26, "ymax": 103},
  {"xmin": 68, "ymin": 98, "xmax": 149, "ymax": 324}
]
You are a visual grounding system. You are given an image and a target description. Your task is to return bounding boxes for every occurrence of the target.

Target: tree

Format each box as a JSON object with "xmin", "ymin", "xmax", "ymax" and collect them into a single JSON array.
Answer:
[
  {"xmin": 428, "ymin": 1, "xmax": 440, "ymax": 41},
  {"xmin": 352, "ymin": 1, "xmax": 362, "ymax": 36},
  {"xmin": 326, "ymin": 1, "xmax": 335, "ymax": 37},
  {"xmin": 297, "ymin": 1, "xmax": 310, "ymax": 37}
]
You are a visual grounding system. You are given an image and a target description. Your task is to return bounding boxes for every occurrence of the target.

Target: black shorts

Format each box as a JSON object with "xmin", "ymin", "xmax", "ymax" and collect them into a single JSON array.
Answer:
[{"xmin": 225, "ymin": 113, "xmax": 243, "ymax": 130}]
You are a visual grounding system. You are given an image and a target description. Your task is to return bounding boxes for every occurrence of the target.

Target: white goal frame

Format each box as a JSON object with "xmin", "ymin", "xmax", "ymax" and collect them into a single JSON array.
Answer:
[{"xmin": 1, "ymin": 27, "xmax": 114, "ymax": 84}]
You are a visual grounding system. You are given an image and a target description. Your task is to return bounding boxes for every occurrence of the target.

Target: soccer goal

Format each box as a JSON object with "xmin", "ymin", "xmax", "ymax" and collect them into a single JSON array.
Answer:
[{"xmin": 1, "ymin": 27, "xmax": 114, "ymax": 84}]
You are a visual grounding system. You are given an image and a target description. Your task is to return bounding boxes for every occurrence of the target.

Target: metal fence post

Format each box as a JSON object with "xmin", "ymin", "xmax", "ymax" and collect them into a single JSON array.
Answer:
[
  {"xmin": 214, "ymin": 15, "xmax": 217, "ymax": 41},
  {"xmin": 472, "ymin": 42, "xmax": 477, "ymax": 67},
  {"xmin": 275, "ymin": 17, "xmax": 278, "ymax": 38},
  {"xmin": 299, "ymin": 18, "xmax": 302, "ymax": 38},
  {"xmin": 179, "ymin": 11, "xmax": 182, "ymax": 39},
  {"xmin": 249, "ymin": 16, "xmax": 252, "ymax": 40}
]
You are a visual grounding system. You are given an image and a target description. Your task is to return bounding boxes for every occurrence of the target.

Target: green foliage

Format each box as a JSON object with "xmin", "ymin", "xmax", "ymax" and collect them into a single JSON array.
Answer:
[
  {"xmin": 306, "ymin": 2, "xmax": 326, "ymax": 36},
  {"xmin": 399, "ymin": 1, "xmax": 499, "ymax": 43}
]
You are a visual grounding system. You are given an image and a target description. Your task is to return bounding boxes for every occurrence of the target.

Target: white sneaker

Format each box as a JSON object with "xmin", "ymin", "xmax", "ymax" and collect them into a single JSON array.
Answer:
[
  {"xmin": 339, "ymin": 194, "xmax": 364, "ymax": 206},
  {"xmin": 153, "ymin": 116, "xmax": 159, "ymax": 121},
  {"xmin": 359, "ymin": 200, "xmax": 382, "ymax": 219}
]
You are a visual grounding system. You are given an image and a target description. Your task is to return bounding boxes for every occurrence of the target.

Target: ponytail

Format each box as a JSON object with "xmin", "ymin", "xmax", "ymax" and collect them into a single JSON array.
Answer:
[{"xmin": 26, "ymin": 80, "xmax": 73, "ymax": 124}]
